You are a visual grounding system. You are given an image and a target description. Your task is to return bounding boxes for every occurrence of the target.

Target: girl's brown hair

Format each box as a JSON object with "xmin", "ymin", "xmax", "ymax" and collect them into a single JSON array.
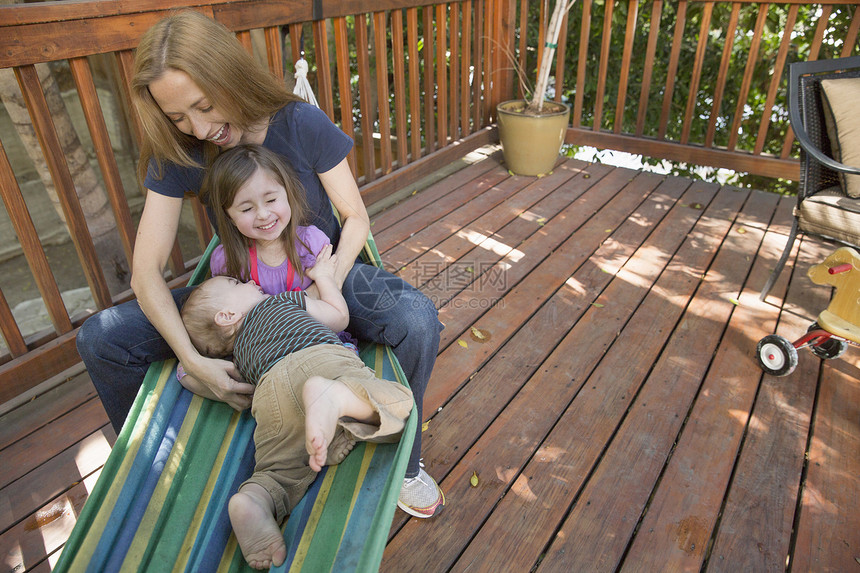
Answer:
[
  {"xmin": 131, "ymin": 10, "xmax": 303, "ymax": 184},
  {"xmin": 201, "ymin": 144, "xmax": 310, "ymax": 284}
]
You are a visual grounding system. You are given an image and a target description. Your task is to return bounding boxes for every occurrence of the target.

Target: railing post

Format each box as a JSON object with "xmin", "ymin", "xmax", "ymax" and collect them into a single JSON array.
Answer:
[{"xmin": 489, "ymin": 0, "xmax": 517, "ymax": 117}]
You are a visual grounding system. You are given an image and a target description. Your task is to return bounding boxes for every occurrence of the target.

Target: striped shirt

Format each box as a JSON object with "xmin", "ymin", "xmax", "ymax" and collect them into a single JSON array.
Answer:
[{"xmin": 233, "ymin": 291, "xmax": 342, "ymax": 384}]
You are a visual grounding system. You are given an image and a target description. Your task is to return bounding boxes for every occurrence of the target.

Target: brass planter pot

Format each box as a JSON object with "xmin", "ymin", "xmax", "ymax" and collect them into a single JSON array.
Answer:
[{"xmin": 497, "ymin": 100, "xmax": 571, "ymax": 176}]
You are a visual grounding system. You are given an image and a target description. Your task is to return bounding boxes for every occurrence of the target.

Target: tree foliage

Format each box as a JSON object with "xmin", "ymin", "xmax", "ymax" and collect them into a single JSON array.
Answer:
[{"xmin": 524, "ymin": 1, "xmax": 857, "ymax": 193}]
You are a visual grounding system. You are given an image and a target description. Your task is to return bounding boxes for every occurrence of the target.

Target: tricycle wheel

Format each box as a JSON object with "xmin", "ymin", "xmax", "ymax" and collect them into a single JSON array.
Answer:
[
  {"xmin": 756, "ymin": 335, "xmax": 798, "ymax": 376},
  {"xmin": 806, "ymin": 323, "xmax": 848, "ymax": 360}
]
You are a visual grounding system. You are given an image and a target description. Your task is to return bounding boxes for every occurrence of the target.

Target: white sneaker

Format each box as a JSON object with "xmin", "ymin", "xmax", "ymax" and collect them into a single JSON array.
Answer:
[{"xmin": 398, "ymin": 468, "xmax": 445, "ymax": 518}]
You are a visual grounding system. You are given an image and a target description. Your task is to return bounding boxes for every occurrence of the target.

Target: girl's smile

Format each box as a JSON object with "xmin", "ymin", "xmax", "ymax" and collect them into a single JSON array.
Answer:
[{"xmin": 227, "ymin": 168, "xmax": 293, "ymax": 249}]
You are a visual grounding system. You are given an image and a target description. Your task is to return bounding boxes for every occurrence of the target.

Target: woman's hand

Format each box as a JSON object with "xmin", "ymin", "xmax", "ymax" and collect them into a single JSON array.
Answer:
[{"xmin": 179, "ymin": 356, "xmax": 255, "ymax": 411}]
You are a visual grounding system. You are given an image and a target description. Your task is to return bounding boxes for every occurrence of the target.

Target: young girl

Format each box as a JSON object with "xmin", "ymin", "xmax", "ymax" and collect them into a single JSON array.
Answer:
[{"xmin": 204, "ymin": 144, "xmax": 326, "ymax": 295}]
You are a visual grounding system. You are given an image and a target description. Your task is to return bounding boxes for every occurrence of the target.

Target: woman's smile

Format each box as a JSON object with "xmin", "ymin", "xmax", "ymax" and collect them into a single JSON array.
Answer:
[
  {"xmin": 209, "ymin": 124, "xmax": 231, "ymax": 145},
  {"xmin": 148, "ymin": 69, "xmax": 266, "ymax": 147}
]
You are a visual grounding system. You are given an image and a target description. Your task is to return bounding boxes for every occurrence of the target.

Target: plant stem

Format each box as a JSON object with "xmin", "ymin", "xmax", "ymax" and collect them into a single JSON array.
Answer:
[{"xmin": 529, "ymin": 0, "xmax": 577, "ymax": 114}]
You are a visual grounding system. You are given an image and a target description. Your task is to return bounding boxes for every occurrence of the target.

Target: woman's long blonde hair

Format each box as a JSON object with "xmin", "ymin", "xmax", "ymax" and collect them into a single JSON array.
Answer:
[
  {"xmin": 201, "ymin": 145, "xmax": 310, "ymax": 285},
  {"xmin": 131, "ymin": 10, "xmax": 303, "ymax": 184}
]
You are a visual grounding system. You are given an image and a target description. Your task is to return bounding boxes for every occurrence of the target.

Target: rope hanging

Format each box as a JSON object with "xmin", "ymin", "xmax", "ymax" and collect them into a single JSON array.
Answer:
[
  {"xmin": 293, "ymin": 55, "xmax": 319, "ymax": 108},
  {"xmin": 292, "ymin": 30, "xmax": 319, "ymax": 108}
]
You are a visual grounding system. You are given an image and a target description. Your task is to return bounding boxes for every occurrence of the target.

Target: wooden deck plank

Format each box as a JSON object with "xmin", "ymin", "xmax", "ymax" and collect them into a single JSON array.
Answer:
[
  {"xmin": 370, "ymin": 149, "xmax": 503, "ymax": 234},
  {"xmin": 429, "ymin": 163, "xmax": 640, "ymax": 357},
  {"xmin": 373, "ymin": 164, "xmax": 510, "ymax": 252},
  {"xmin": 0, "ymin": 473, "xmax": 99, "ymax": 573},
  {"xmin": 397, "ymin": 160, "xmax": 592, "ymax": 291},
  {"xmin": 620, "ymin": 191, "xmax": 801, "ymax": 571},
  {"xmin": 760, "ymin": 194, "xmax": 805, "ymax": 309},
  {"xmin": 0, "ymin": 397, "xmax": 108, "ymax": 490},
  {"xmin": 0, "ymin": 427, "xmax": 114, "ymax": 533},
  {"xmin": 791, "ymin": 335, "xmax": 860, "ymax": 571},
  {"xmin": 382, "ymin": 174, "xmax": 703, "ymax": 569},
  {"xmin": 535, "ymin": 186, "xmax": 770, "ymax": 571},
  {"xmin": 0, "ymin": 376, "xmax": 98, "ymax": 451},
  {"xmin": 417, "ymin": 161, "xmax": 616, "ymax": 309},
  {"xmin": 0, "ymin": 378, "xmax": 112, "ymax": 573},
  {"xmin": 426, "ymin": 168, "xmax": 664, "ymax": 407},
  {"xmin": 445, "ymin": 180, "xmax": 746, "ymax": 573},
  {"xmin": 381, "ymin": 169, "xmax": 534, "ymax": 270},
  {"xmin": 706, "ymin": 236, "xmax": 830, "ymax": 571}
]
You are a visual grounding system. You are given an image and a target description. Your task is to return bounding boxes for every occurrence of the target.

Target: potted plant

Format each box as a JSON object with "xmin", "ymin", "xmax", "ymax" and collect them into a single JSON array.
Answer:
[{"xmin": 497, "ymin": 0, "xmax": 577, "ymax": 176}]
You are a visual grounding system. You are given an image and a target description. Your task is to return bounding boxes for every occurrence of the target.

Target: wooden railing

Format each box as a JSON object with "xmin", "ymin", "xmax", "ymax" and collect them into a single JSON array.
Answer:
[
  {"xmin": 0, "ymin": 0, "xmax": 857, "ymax": 405},
  {"xmin": 548, "ymin": 1, "xmax": 859, "ymax": 179}
]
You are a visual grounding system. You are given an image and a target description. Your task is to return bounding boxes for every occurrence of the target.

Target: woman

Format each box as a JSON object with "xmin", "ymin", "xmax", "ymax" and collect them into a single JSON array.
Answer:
[{"xmin": 76, "ymin": 10, "xmax": 444, "ymax": 519}]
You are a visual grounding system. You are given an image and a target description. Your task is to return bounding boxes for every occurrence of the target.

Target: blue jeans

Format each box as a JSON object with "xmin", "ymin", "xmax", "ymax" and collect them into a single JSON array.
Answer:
[{"xmin": 76, "ymin": 262, "xmax": 442, "ymax": 478}]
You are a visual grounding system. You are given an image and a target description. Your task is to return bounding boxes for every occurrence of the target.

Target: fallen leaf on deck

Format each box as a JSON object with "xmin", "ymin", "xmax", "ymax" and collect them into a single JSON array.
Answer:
[
  {"xmin": 470, "ymin": 326, "xmax": 491, "ymax": 342},
  {"xmin": 470, "ymin": 471, "xmax": 479, "ymax": 487},
  {"xmin": 422, "ymin": 421, "xmax": 430, "ymax": 432},
  {"xmin": 537, "ymin": 217, "xmax": 547, "ymax": 226},
  {"xmin": 729, "ymin": 297, "xmax": 740, "ymax": 306},
  {"xmin": 689, "ymin": 203, "xmax": 703, "ymax": 209},
  {"xmin": 737, "ymin": 227, "xmax": 747, "ymax": 234},
  {"xmin": 591, "ymin": 302, "xmax": 605, "ymax": 308},
  {"xmin": 458, "ymin": 340, "xmax": 469, "ymax": 349}
]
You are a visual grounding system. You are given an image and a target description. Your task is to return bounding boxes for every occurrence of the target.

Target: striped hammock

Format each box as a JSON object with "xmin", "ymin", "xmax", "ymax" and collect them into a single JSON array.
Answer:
[{"xmin": 54, "ymin": 233, "xmax": 416, "ymax": 572}]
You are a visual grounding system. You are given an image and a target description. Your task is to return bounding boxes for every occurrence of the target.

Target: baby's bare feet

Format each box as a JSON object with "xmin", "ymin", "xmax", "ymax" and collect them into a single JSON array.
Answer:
[
  {"xmin": 308, "ymin": 434, "xmax": 328, "ymax": 473},
  {"xmin": 228, "ymin": 488, "xmax": 286, "ymax": 569},
  {"xmin": 303, "ymin": 376, "xmax": 340, "ymax": 472},
  {"xmin": 327, "ymin": 431, "xmax": 356, "ymax": 465},
  {"xmin": 303, "ymin": 375, "xmax": 375, "ymax": 472}
]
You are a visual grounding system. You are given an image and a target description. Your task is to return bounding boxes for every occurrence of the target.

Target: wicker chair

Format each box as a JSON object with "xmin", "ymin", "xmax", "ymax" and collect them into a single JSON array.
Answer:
[{"xmin": 760, "ymin": 55, "xmax": 860, "ymax": 300}]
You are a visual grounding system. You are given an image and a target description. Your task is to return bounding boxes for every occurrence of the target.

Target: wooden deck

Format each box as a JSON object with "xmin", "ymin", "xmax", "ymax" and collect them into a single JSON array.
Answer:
[{"xmin": 2, "ymin": 150, "xmax": 858, "ymax": 571}]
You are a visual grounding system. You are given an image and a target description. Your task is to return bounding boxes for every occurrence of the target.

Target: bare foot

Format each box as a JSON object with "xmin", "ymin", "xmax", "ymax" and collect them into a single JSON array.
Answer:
[
  {"xmin": 304, "ymin": 376, "xmax": 339, "ymax": 471},
  {"xmin": 228, "ymin": 486, "xmax": 287, "ymax": 569},
  {"xmin": 327, "ymin": 430, "xmax": 356, "ymax": 465},
  {"xmin": 303, "ymin": 376, "xmax": 374, "ymax": 472}
]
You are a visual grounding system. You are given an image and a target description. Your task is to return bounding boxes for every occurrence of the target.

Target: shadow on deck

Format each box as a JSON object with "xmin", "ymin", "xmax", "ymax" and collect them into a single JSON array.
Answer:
[{"xmin": 2, "ymin": 151, "xmax": 858, "ymax": 572}]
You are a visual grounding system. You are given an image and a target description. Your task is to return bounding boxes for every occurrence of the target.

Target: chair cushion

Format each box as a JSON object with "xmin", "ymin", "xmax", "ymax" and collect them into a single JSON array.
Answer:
[
  {"xmin": 821, "ymin": 77, "xmax": 860, "ymax": 198},
  {"xmin": 799, "ymin": 186, "xmax": 860, "ymax": 246}
]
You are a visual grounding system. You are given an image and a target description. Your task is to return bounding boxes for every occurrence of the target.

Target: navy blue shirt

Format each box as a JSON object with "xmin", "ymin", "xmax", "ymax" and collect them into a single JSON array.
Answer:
[{"xmin": 145, "ymin": 102, "xmax": 354, "ymax": 245}]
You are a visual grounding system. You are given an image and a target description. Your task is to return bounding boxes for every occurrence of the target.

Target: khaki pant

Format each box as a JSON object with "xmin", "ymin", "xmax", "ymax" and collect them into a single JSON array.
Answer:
[{"xmin": 241, "ymin": 344, "xmax": 414, "ymax": 521}]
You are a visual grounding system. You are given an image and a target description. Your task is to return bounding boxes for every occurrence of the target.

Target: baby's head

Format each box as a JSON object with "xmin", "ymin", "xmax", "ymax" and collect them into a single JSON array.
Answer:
[{"xmin": 181, "ymin": 275, "xmax": 268, "ymax": 357}]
